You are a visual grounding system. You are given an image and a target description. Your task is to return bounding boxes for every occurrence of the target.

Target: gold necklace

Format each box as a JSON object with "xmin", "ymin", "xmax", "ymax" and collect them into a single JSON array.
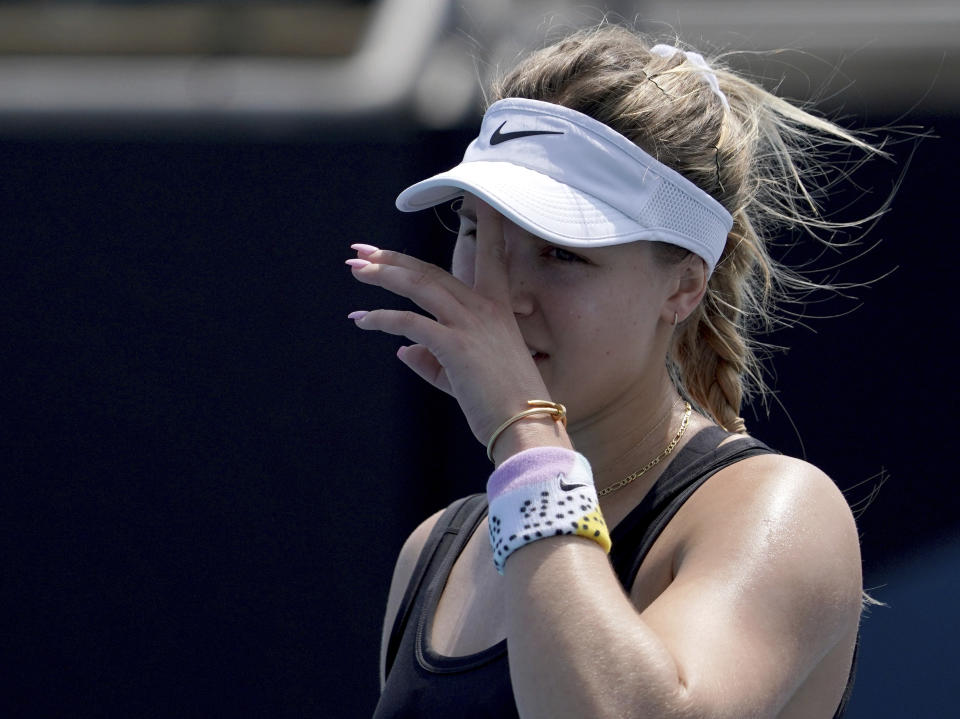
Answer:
[{"xmin": 597, "ymin": 401, "xmax": 692, "ymax": 497}]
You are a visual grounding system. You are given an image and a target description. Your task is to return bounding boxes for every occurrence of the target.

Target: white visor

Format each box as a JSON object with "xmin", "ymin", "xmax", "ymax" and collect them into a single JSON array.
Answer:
[{"xmin": 396, "ymin": 97, "xmax": 733, "ymax": 275}]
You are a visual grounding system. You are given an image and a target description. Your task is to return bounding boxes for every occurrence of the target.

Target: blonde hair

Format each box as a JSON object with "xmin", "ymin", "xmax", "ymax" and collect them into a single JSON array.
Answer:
[{"xmin": 490, "ymin": 24, "xmax": 888, "ymax": 433}]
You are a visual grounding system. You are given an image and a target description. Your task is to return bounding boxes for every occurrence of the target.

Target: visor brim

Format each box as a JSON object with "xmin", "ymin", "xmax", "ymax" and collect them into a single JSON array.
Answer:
[{"xmin": 396, "ymin": 161, "xmax": 680, "ymax": 249}]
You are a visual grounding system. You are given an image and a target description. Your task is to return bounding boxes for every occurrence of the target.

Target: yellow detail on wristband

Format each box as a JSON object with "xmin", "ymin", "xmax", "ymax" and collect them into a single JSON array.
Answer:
[{"xmin": 571, "ymin": 510, "xmax": 612, "ymax": 553}]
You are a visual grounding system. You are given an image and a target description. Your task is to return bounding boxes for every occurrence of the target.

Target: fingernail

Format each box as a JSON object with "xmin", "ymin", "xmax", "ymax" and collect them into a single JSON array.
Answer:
[
  {"xmin": 346, "ymin": 258, "xmax": 371, "ymax": 268},
  {"xmin": 350, "ymin": 243, "xmax": 379, "ymax": 256},
  {"xmin": 347, "ymin": 311, "xmax": 369, "ymax": 321}
]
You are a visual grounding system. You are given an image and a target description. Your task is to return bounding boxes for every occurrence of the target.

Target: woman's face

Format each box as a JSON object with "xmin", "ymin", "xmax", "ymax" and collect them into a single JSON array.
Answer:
[{"xmin": 452, "ymin": 194, "xmax": 684, "ymax": 426}]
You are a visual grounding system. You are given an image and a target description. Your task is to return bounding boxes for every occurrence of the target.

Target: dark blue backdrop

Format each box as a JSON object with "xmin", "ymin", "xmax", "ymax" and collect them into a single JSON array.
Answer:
[{"xmin": 2, "ymin": 113, "xmax": 956, "ymax": 716}]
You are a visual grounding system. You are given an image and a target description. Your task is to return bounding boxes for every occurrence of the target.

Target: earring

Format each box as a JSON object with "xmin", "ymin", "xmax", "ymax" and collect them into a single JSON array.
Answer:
[{"xmin": 672, "ymin": 312, "xmax": 678, "ymax": 327}]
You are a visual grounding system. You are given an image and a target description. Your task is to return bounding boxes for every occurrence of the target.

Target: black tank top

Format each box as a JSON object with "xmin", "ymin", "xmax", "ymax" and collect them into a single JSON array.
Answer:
[{"xmin": 373, "ymin": 427, "xmax": 857, "ymax": 718}]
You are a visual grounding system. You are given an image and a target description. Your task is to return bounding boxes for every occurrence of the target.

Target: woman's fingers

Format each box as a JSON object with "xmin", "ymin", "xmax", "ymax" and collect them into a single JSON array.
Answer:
[
  {"xmin": 396, "ymin": 344, "xmax": 453, "ymax": 396},
  {"xmin": 348, "ymin": 259, "xmax": 460, "ymax": 323},
  {"xmin": 348, "ymin": 248, "xmax": 482, "ymax": 322},
  {"xmin": 472, "ymin": 201, "xmax": 511, "ymax": 303},
  {"xmin": 351, "ymin": 309, "xmax": 454, "ymax": 395},
  {"xmin": 347, "ymin": 235, "xmax": 550, "ymax": 443},
  {"xmin": 350, "ymin": 307, "xmax": 440, "ymax": 348}
]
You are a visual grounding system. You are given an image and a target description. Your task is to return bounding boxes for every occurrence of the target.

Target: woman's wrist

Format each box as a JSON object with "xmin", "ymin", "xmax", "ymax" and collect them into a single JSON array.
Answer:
[
  {"xmin": 486, "ymin": 446, "xmax": 611, "ymax": 574},
  {"xmin": 490, "ymin": 415, "xmax": 572, "ymax": 467}
]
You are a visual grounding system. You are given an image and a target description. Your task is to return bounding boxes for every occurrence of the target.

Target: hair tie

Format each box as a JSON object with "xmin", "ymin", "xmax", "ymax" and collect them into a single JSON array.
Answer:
[{"xmin": 650, "ymin": 44, "xmax": 730, "ymax": 111}]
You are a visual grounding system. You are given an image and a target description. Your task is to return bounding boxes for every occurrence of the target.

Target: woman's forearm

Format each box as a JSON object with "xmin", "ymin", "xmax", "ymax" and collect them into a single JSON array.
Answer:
[{"xmin": 503, "ymin": 537, "xmax": 690, "ymax": 719}]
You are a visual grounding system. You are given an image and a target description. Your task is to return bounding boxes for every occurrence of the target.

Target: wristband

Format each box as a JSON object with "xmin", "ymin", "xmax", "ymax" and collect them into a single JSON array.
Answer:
[{"xmin": 486, "ymin": 446, "xmax": 611, "ymax": 574}]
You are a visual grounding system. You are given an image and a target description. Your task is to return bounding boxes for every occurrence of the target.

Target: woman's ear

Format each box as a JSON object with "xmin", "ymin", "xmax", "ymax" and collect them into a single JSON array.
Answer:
[{"xmin": 663, "ymin": 255, "xmax": 708, "ymax": 325}]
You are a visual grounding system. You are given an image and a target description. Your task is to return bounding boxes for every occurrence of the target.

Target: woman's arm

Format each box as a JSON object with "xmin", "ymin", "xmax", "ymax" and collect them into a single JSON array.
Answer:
[{"xmin": 502, "ymin": 453, "xmax": 862, "ymax": 719}]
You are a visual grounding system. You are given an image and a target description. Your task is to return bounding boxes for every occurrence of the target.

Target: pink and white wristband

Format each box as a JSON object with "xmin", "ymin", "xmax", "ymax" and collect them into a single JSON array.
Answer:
[{"xmin": 486, "ymin": 446, "xmax": 611, "ymax": 574}]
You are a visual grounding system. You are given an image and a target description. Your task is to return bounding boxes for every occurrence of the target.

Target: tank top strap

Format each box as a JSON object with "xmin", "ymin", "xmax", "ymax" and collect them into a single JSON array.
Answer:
[
  {"xmin": 609, "ymin": 425, "xmax": 776, "ymax": 590},
  {"xmin": 383, "ymin": 493, "xmax": 488, "ymax": 682}
]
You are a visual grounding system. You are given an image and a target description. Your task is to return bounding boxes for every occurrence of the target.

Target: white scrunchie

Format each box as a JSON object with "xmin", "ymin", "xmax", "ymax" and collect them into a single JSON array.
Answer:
[{"xmin": 650, "ymin": 44, "xmax": 730, "ymax": 111}]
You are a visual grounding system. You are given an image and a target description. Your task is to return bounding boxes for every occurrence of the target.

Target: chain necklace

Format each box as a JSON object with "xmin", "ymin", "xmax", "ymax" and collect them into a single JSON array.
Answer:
[{"xmin": 597, "ymin": 401, "xmax": 692, "ymax": 497}]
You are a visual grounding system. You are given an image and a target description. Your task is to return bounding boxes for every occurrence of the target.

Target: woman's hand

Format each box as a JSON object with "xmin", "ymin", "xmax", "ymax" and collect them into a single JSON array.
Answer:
[{"xmin": 346, "ymin": 202, "xmax": 552, "ymax": 448}]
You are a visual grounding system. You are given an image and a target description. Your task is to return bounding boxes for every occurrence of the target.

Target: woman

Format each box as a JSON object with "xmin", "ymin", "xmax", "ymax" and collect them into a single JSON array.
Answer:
[{"xmin": 351, "ymin": 25, "xmax": 877, "ymax": 719}]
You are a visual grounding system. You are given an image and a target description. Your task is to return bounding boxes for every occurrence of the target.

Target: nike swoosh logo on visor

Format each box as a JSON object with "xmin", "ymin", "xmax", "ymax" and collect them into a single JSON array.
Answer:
[{"xmin": 490, "ymin": 121, "xmax": 564, "ymax": 145}]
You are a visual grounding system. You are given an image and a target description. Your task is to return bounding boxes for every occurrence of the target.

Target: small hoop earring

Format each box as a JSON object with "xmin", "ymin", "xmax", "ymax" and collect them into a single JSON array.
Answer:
[{"xmin": 672, "ymin": 312, "xmax": 678, "ymax": 327}]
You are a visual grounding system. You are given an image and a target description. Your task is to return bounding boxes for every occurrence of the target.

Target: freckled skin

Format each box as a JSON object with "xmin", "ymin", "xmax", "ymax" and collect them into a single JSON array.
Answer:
[{"xmin": 452, "ymin": 194, "xmax": 684, "ymax": 427}]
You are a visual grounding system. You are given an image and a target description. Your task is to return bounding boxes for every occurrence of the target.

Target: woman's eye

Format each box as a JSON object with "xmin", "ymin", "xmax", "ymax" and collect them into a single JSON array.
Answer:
[{"xmin": 546, "ymin": 246, "xmax": 586, "ymax": 263}]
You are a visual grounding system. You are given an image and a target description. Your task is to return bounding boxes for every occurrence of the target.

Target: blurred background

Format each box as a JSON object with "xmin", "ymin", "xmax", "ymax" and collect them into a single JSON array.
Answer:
[{"xmin": 2, "ymin": 1, "xmax": 957, "ymax": 716}]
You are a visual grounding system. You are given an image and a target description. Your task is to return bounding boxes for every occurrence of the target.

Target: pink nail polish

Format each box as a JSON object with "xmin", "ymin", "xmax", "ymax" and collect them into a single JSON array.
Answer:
[
  {"xmin": 350, "ymin": 243, "xmax": 379, "ymax": 256},
  {"xmin": 347, "ymin": 311, "xmax": 369, "ymax": 320},
  {"xmin": 346, "ymin": 258, "xmax": 371, "ymax": 268}
]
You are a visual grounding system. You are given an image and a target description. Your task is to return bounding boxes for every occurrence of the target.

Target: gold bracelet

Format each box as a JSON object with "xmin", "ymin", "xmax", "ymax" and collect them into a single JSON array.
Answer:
[{"xmin": 486, "ymin": 400, "xmax": 567, "ymax": 463}]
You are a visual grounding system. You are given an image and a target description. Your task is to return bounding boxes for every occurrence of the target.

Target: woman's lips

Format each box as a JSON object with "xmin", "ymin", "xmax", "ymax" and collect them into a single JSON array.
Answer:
[{"xmin": 532, "ymin": 352, "xmax": 549, "ymax": 362}]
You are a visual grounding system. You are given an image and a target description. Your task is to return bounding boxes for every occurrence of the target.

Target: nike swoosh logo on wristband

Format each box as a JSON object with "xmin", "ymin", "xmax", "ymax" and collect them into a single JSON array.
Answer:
[
  {"xmin": 558, "ymin": 473, "xmax": 587, "ymax": 492},
  {"xmin": 489, "ymin": 121, "xmax": 564, "ymax": 145}
]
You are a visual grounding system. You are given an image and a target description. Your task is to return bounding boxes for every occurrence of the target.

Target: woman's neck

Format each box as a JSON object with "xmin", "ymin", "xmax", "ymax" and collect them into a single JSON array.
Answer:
[{"xmin": 568, "ymin": 374, "xmax": 692, "ymax": 515}]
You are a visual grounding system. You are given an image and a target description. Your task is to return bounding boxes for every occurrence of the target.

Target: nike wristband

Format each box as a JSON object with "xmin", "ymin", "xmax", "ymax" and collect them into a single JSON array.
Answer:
[{"xmin": 486, "ymin": 446, "xmax": 611, "ymax": 574}]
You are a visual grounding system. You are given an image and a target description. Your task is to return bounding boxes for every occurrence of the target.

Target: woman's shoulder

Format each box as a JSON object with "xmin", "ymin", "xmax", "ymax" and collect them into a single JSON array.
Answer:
[
  {"xmin": 710, "ymin": 431, "xmax": 848, "ymax": 504},
  {"xmin": 688, "ymin": 446, "xmax": 858, "ymax": 541},
  {"xmin": 674, "ymin": 448, "xmax": 863, "ymax": 612},
  {"xmin": 709, "ymin": 447, "xmax": 854, "ymax": 522},
  {"xmin": 677, "ymin": 424, "xmax": 851, "ymax": 519}
]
